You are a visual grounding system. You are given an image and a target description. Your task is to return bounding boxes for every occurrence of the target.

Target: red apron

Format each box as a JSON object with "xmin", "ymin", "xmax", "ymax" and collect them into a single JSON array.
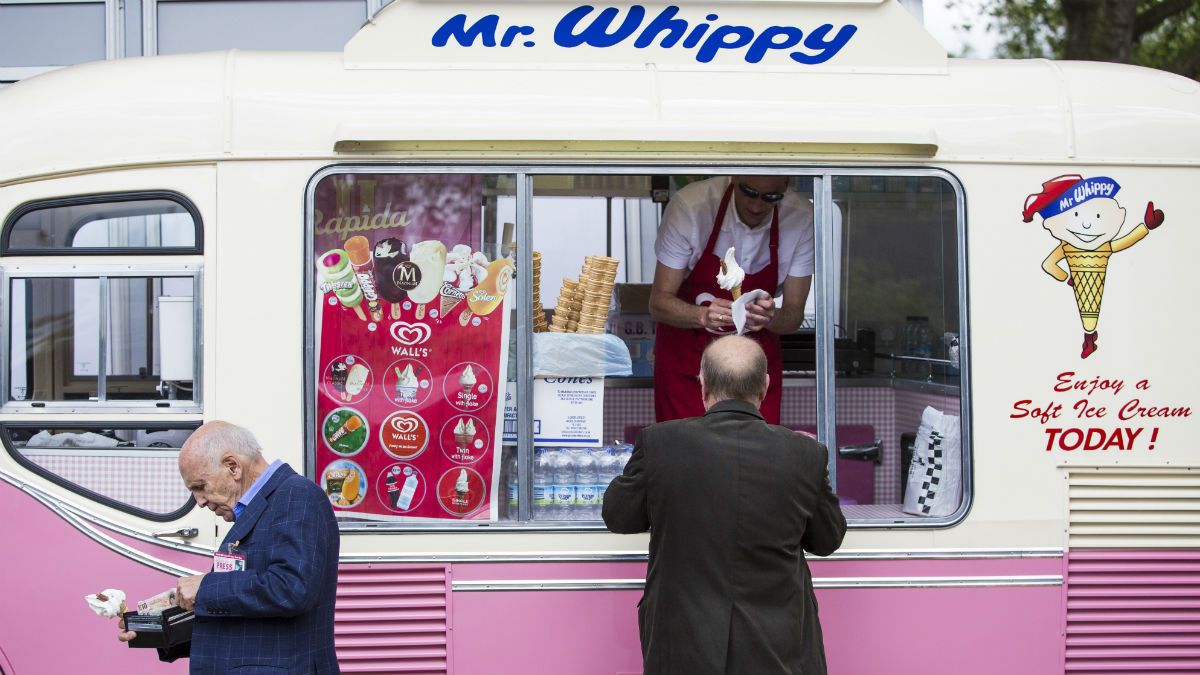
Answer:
[{"xmin": 654, "ymin": 184, "xmax": 783, "ymax": 424}]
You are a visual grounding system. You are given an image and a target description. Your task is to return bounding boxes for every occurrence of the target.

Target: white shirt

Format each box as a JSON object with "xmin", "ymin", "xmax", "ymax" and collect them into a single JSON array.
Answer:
[{"xmin": 655, "ymin": 177, "xmax": 815, "ymax": 287}]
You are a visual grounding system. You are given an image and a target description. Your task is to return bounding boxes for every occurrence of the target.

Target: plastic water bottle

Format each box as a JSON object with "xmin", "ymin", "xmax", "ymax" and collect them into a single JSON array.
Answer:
[
  {"xmin": 550, "ymin": 448, "xmax": 577, "ymax": 520},
  {"xmin": 595, "ymin": 445, "xmax": 621, "ymax": 513},
  {"xmin": 533, "ymin": 448, "xmax": 554, "ymax": 520},
  {"xmin": 574, "ymin": 448, "xmax": 599, "ymax": 520},
  {"xmin": 505, "ymin": 451, "xmax": 519, "ymax": 520},
  {"xmin": 615, "ymin": 442, "xmax": 633, "ymax": 471}
]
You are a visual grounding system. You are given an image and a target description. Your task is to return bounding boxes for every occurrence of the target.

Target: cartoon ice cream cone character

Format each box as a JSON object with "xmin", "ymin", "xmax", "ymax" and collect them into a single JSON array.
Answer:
[
  {"xmin": 717, "ymin": 246, "xmax": 746, "ymax": 299},
  {"xmin": 1023, "ymin": 174, "xmax": 1165, "ymax": 358},
  {"xmin": 409, "ymin": 241, "xmax": 446, "ymax": 319},
  {"xmin": 453, "ymin": 417, "xmax": 476, "ymax": 450},
  {"xmin": 318, "ymin": 249, "xmax": 367, "ymax": 321}
]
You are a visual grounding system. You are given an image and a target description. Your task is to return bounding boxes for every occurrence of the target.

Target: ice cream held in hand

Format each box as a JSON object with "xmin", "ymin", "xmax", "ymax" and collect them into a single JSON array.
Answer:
[
  {"xmin": 86, "ymin": 589, "xmax": 127, "ymax": 618},
  {"xmin": 717, "ymin": 246, "xmax": 745, "ymax": 299}
]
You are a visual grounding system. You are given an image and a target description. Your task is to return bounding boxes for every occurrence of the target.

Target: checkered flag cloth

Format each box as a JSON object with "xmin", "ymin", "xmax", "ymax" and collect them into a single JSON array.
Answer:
[
  {"xmin": 914, "ymin": 431, "xmax": 943, "ymax": 514},
  {"xmin": 902, "ymin": 406, "xmax": 962, "ymax": 517}
]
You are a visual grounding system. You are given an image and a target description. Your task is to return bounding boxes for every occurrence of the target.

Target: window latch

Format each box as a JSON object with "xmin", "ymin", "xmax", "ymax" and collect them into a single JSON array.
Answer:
[{"xmin": 151, "ymin": 528, "xmax": 198, "ymax": 539}]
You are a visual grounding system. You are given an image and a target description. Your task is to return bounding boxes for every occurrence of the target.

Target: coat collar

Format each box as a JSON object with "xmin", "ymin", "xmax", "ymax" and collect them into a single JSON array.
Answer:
[
  {"xmin": 223, "ymin": 462, "xmax": 295, "ymax": 545},
  {"xmin": 704, "ymin": 399, "xmax": 765, "ymax": 420}
]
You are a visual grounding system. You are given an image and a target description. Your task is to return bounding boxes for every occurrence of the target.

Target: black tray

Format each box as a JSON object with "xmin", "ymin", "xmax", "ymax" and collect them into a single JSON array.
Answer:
[{"xmin": 123, "ymin": 606, "xmax": 194, "ymax": 648}]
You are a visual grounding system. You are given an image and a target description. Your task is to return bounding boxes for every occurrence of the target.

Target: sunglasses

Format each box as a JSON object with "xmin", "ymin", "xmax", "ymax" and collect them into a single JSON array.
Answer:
[{"xmin": 737, "ymin": 183, "xmax": 785, "ymax": 204}]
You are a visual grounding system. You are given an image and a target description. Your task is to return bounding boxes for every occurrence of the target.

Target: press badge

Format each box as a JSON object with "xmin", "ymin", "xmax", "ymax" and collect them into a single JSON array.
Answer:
[{"xmin": 212, "ymin": 541, "xmax": 246, "ymax": 573}]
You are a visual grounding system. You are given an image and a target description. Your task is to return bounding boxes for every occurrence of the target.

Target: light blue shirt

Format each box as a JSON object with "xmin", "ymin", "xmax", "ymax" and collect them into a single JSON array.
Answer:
[{"xmin": 234, "ymin": 459, "xmax": 283, "ymax": 520}]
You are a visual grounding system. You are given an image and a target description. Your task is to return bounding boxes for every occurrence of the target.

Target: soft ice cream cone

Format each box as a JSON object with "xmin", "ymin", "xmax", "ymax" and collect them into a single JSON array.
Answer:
[
  {"xmin": 732, "ymin": 286, "xmax": 742, "ymax": 300},
  {"xmin": 455, "ymin": 432, "xmax": 474, "ymax": 449}
]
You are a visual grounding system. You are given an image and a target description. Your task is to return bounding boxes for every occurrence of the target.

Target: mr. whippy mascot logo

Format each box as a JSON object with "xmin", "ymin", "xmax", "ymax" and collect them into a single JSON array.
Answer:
[{"xmin": 1022, "ymin": 175, "xmax": 1165, "ymax": 358}]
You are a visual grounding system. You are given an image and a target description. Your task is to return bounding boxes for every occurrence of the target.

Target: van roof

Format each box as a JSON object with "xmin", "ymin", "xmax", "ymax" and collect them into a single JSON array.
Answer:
[{"xmin": 1, "ymin": 2, "xmax": 1197, "ymax": 183}]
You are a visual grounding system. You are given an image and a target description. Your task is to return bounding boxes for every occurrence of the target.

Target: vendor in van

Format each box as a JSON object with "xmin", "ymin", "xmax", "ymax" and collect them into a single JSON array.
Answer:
[{"xmin": 650, "ymin": 175, "xmax": 813, "ymax": 424}]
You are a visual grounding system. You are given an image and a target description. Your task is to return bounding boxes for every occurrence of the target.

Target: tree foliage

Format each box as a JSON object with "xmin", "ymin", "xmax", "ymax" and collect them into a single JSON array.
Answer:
[{"xmin": 953, "ymin": 0, "xmax": 1200, "ymax": 79}]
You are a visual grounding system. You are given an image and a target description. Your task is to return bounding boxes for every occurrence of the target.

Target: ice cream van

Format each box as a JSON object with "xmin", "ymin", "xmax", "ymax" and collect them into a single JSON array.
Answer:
[{"xmin": 0, "ymin": 0, "xmax": 1196, "ymax": 673}]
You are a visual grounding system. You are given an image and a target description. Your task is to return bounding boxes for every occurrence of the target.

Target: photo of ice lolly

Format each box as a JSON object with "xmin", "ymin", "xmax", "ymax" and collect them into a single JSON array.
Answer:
[
  {"xmin": 460, "ymin": 257, "xmax": 515, "ymax": 326},
  {"xmin": 344, "ymin": 236, "xmax": 384, "ymax": 322},
  {"xmin": 373, "ymin": 237, "xmax": 408, "ymax": 319},
  {"xmin": 409, "ymin": 240, "xmax": 446, "ymax": 319},
  {"xmin": 330, "ymin": 361, "xmax": 348, "ymax": 400},
  {"xmin": 318, "ymin": 249, "xmax": 366, "ymax": 321},
  {"xmin": 345, "ymin": 363, "xmax": 369, "ymax": 399}
]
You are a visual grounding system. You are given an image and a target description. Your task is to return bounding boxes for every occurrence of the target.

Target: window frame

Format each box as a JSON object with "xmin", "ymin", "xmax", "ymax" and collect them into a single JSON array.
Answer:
[
  {"xmin": 0, "ymin": 190, "xmax": 204, "ymax": 256},
  {"xmin": 304, "ymin": 164, "xmax": 970, "ymax": 532},
  {"xmin": 0, "ymin": 263, "xmax": 203, "ymax": 413},
  {"xmin": 0, "ymin": 419, "xmax": 198, "ymax": 521}
]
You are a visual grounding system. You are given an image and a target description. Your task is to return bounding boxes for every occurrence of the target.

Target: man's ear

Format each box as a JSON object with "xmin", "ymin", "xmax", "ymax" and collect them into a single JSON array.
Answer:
[{"xmin": 221, "ymin": 454, "xmax": 240, "ymax": 478}]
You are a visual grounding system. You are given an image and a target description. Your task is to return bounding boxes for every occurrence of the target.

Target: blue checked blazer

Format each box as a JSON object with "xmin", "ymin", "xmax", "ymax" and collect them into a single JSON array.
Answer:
[{"xmin": 164, "ymin": 463, "xmax": 341, "ymax": 675}]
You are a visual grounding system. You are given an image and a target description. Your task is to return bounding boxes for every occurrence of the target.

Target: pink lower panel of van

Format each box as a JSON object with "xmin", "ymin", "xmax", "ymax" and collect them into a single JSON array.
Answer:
[
  {"xmin": 0, "ymin": 480, "xmax": 191, "ymax": 675},
  {"xmin": 449, "ymin": 559, "xmax": 1065, "ymax": 675}
]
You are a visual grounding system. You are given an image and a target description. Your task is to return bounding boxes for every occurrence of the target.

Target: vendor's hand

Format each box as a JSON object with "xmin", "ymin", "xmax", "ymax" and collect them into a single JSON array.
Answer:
[
  {"xmin": 118, "ymin": 616, "xmax": 137, "ymax": 643},
  {"xmin": 177, "ymin": 574, "xmax": 205, "ymax": 611},
  {"xmin": 700, "ymin": 299, "xmax": 734, "ymax": 331},
  {"xmin": 743, "ymin": 296, "xmax": 776, "ymax": 332}
]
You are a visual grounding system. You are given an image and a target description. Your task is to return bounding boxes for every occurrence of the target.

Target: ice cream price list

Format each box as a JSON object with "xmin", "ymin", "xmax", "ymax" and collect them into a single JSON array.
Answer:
[{"xmin": 312, "ymin": 174, "xmax": 512, "ymax": 521}]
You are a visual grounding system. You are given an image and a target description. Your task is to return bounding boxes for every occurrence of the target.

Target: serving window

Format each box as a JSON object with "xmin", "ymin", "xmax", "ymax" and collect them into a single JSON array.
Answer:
[{"xmin": 305, "ymin": 167, "xmax": 968, "ymax": 529}]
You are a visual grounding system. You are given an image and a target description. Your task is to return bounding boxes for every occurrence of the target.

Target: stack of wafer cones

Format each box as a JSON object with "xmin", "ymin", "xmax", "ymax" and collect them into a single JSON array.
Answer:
[
  {"xmin": 532, "ymin": 251, "xmax": 548, "ymax": 333},
  {"xmin": 549, "ymin": 256, "xmax": 620, "ymax": 334}
]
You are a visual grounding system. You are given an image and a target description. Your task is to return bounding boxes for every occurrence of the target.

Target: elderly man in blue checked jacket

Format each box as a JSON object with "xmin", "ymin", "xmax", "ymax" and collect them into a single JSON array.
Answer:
[{"xmin": 120, "ymin": 420, "xmax": 341, "ymax": 675}]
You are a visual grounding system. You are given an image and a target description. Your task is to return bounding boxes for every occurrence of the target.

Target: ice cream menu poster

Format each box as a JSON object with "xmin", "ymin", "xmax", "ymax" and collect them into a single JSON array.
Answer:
[{"xmin": 312, "ymin": 173, "xmax": 512, "ymax": 521}]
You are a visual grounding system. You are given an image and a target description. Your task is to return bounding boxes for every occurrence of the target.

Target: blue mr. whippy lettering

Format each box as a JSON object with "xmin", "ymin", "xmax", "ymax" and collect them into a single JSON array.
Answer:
[{"xmin": 431, "ymin": 4, "xmax": 858, "ymax": 65}]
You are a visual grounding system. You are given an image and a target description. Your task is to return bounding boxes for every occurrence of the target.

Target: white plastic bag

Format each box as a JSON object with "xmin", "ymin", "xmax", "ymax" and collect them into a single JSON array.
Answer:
[
  {"xmin": 533, "ymin": 333, "xmax": 632, "ymax": 377},
  {"xmin": 902, "ymin": 406, "xmax": 962, "ymax": 517}
]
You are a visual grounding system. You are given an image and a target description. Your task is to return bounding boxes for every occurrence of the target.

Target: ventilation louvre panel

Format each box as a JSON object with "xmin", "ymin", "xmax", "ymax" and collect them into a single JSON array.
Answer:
[
  {"xmin": 335, "ymin": 564, "xmax": 450, "ymax": 675},
  {"xmin": 1066, "ymin": 468, "xmax": 1200, "ymax": 674}
]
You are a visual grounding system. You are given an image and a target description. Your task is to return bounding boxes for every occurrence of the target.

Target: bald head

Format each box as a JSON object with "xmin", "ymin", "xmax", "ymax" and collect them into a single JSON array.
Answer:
[
  {"xmin": 181, "ymin": 421, "xmax": 264, "ymax": 469},
  {"xmin": 699, "ymin": 336, "xmax": 769, "ymax": 409},
  {"xmin": 179, "ymin": 421, "xmax": 268, "ymax": 521}
]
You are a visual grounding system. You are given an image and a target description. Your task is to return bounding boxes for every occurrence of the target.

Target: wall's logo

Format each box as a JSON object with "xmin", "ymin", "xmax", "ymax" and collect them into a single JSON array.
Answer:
[
  {"xmin": 389, "ymin": 321, "xmax": 432, "ymax": 346},
  {"xmin": 390, "ymin": 416, "xmax": 420, "ymax": 434},
  {"xmin": 1021, "ymin": 174, "xmax": 1165, "ymax": 359},
  {"xmin": 431, "ymin": 4, "xmax": 857, "ymax": 65}
]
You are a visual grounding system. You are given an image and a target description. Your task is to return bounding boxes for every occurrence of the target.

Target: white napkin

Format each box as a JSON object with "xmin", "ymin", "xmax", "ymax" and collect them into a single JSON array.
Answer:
[{"xmin": 731, "ymin": 289, "xmax": 770, "ymax": 335}]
